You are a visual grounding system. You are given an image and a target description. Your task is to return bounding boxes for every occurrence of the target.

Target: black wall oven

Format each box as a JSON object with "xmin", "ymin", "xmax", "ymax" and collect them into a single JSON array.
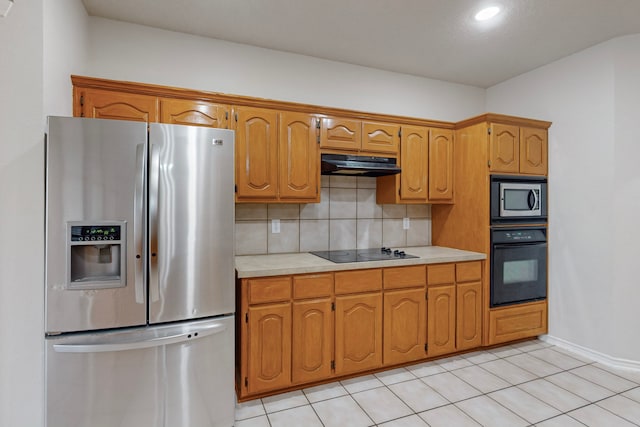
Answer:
[
  {"xmin": 490, "ymin": 227, "xmax": 547, "ymax": 307},
  {"xmin": 491, "ymin": 175, "xmax": 547, "ymax": 224}
]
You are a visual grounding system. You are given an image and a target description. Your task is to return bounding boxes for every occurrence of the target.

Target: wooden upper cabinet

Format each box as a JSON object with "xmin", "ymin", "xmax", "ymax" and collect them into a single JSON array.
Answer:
[
  {"xmin": 77, "ymin": 88, "xmax": 159, "ymax": 122},
  {"xmin": 428, "ymin": 129, "xmax": 454, "ymax": 203},
  {"xmin": 400, "ymin": 126, "xmax": 429, "ymax": 201},
  {"xmin": 377, "ymin": 125, "xmax": 455, "ymax": 205},
  {"xmin": 519, "ymin": 127, "xmax": 548, "ymax": 175},
  {"xmin": 490, "ymin": 123, "xmax": 548, "ymax": 175},
  {"xmin": 160, "ymin": 98, "xmax": 229, "ymax": 128},
  {"xmin": 320, "ymin": 117, "xmax": 361, "ymax": 151},
  {"xmin": 375, "ymin": 125, "xmax": 429, "ymax": 204},
  {"xmin": 362, "ymin": 122, "xmax": 400, "ymax": 154},
  {"xmin": 234, "ymin": 107, "xmax": 279, "ymax": 201},
  {"xmin": 320, "ymin": 117, "xmax": 399, "ymax": 155},
  {"xmin": 489, "ymin": 123, "xmax": 520, "ymax": 173},
  {"xmin": 278, "ymin": 112, "xmax": 319, "ymax": 201}
]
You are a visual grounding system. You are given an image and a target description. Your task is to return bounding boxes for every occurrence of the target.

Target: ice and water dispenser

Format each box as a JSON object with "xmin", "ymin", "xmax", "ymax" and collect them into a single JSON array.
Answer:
[{"xmin": 67, "ymin": 222, "xmax": 126, "ymax": 289}]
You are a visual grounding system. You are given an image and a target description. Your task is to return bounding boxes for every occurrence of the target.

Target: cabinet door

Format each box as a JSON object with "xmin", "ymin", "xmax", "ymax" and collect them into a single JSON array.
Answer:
[
  {"xmin": 489, "ymin": 123, "xmax": 520, "ymax": 173},
  {"xmin": 427, "ymin": 285, "xmax": 456, "ymax": 357},
  {"xmin": 335, "ymin": 293, "xmax": 382, "ymax": 375},
  {"xmin": 319, "ymin": 117, "xmax": 361, "ymax": 151},
  {"xmin": 247, "ymin": 303, "xmax": 291, "ymax": 394},
  {"xmin": 234, "ymin": 107, "xmax": 279, "ymax": 201},
  {"xmin": 400, "ymin": 126, "xmax": 428, "ymax": 201},
  {"xmin": 79, "ymin": 88, "xmax": 158, "ymax": 122},
  {"xmin": 519, "ymin": 127, "xmax": 548, "ymax": 175},
  {"xmin": 383, "ymin": 288, "xmax": 427, "ymax": 365},
  {"xmin": 428, "ymin": 129, "xmax": 454, "ymax": 202},
  {"xmin": 362, "ymin": 122, "xmax": 400, "ymax": 154},
  {"xmin": 456, "ymin": 281, "xmax": 482, "ymax": 350},
  {"xmin": 278, "ymin": 112, "xmax": 319, "ymax": 201},
  {"xmin": 488, "ymin": 301, "xmax": 547, "ymax": 345},
  {"xmin": 160, "ymin": 98, "xmax": 229, "ymax": 128},
  {"xmin": 292, "ymin": 299, "xmax": 333, "ymax": 384}
]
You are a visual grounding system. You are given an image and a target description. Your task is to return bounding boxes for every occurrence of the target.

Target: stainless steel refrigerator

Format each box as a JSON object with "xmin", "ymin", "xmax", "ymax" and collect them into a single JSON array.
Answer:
[{"xmin": 44, "ymin": 116, "xmax": 235, "ymax": 427}]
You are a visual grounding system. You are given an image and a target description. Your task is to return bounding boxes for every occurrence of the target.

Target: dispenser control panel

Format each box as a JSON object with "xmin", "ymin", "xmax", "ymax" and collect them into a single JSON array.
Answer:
[
  {"xmin": 71, "ymin": 225, "xmax": 122, "ymax": 242},
  {"xmin": 67, "ymin": 221, "xmax": 126, "ymax": 290}
]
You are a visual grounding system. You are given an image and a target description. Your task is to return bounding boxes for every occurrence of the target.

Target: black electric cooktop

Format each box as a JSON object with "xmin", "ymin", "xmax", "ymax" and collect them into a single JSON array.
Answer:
[{"xmin": 310, "ymin": 247, "xmax": 418, "ymax": 263}]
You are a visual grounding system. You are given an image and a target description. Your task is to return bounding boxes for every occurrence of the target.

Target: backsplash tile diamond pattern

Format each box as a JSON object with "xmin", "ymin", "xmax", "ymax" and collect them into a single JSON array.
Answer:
[{"xmin": 235, "ymin": 176, "xmax": 431, "ymax": 255}]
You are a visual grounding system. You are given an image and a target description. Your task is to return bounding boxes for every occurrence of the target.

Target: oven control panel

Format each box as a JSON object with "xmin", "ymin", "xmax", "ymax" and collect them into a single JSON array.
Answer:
[{"xmin": 492, "ymin": 228, "xmax": 546, "ymax": 244}]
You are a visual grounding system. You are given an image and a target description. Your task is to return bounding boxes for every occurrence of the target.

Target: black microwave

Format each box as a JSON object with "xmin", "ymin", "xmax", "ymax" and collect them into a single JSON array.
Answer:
[{"xmin": 490, "ymin": 175, "xmax": 547, "ymax": 224}]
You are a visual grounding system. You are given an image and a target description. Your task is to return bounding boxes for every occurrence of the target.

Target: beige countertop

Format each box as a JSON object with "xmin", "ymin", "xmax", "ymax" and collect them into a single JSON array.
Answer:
[{"xmin": 235, "ymin": 246, "xmax": 486, "ymax": 278}]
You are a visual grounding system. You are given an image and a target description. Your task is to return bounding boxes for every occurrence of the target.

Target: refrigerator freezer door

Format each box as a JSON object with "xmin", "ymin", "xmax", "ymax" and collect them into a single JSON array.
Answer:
[
  {"xmin": 45, "ymin": 117, "xmax": 147, "ymax": 334},
  {"xmin": 148, "ymin": 124, "xmax": 235, "ymax": 324},
  {"xmin": 46, "ymin": 315, "xmax": 235, "ymax": 427}
]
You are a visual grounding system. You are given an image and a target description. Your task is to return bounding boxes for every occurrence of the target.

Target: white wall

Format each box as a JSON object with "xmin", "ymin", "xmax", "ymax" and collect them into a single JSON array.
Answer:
[
  {"xmin": 44, "ymin": 0, "xmax": 89, "ymax": 117},
  {"xmin": 487, "ymin": 35, "xmax": 640, "ymax": 364},
  {"xmin": 0, "ymin": 2, "xmax": 45, "ymax": 426},
  {"xmin": 611, "ymin": 36, "xmax": 640, "ymax": 363},
  {"xmin": 0, "ymin": 1, "xmax": 88, "ymax": 425},
  {"xmin": 85, "ymin": 18, "xmax": 485, "ymax": 122}
]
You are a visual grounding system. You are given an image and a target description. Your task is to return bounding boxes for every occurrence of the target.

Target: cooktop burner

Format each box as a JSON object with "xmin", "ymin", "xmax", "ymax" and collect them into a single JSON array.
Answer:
[{"xmin": 310, "ymin": 247, "xmax": 419, "ymax": 263}]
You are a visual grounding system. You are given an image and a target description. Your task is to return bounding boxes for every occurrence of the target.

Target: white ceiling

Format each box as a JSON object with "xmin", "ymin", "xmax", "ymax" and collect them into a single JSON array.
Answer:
[{"xmin": 81, "ymin": 0, "xmax": 640, "ymax": 88}]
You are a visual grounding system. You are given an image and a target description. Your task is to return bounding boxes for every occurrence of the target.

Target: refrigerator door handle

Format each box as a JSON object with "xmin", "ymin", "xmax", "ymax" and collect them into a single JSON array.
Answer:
[
  {"xmin": 149, "ymin": 143, "xmax": 160, "ymax": 303},
  {"xmin": 134, "ymin": 143, "xmax": 146, "ymax": 304},
  {"xmin": 52, "ymin": 322, "xmax": 227, "ymax": 353}
]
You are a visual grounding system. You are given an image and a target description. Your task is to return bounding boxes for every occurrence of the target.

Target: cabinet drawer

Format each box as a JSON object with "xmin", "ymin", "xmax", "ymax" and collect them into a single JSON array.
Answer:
[
  {"xmin": 456, "ymin": 261, "xmax": 482, "ymax": 283},
  {"xmin": 427, "ymin": 264, "xmax": 455, "ymax": 286},
  {"xmin": 335, "ymin": 269, "xmax": 382, "ymax": 294},
  {"xmin": 320, "ymin": 117, "xmax": 361, "ymax": 151},
  {"xmin": 362, "ymin": 121, "xmax": 400, "ymax": 154},
  {"xmin": 383, "ymin": 265, "xmax": 426, "ymax": 290},
  {"xmin": 488, "ymin": 302, "xmax": 547, "ymax": 345},
  {"xmin": 293, "ymin": 273, "xmax": 334, "ymax": 299},
  {"xmin": 248, "ymin": 277, "xmax": 292, "ymax": 304}
]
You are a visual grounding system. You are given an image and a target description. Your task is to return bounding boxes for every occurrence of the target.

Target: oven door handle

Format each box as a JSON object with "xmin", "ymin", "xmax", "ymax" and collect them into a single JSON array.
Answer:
[
  {"xmin": 528, "ymin": 189, "xmax": 539, "ymax": 210},
  {"xmin": 493, "ymin": 242, "xmax": 547, "ymax": 249}
]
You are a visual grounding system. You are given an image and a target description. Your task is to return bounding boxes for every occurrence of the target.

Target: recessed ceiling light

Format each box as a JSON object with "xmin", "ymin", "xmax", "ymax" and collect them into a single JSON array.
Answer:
[{"xmin": 475, "ymin": 6, "xmax": 501, "ymax": 21}]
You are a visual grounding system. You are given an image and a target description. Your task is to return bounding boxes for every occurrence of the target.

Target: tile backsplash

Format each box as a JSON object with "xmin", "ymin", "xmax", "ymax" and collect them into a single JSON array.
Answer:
[{"xmin": 235, "ymin": 176, "xmax": 431, "ymax": 255}]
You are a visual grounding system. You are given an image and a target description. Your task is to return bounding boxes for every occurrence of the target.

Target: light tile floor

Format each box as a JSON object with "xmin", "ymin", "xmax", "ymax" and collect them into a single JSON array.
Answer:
[{"xmin": 235, "ymin": 340, "xmax": 640, "ymax": 427}]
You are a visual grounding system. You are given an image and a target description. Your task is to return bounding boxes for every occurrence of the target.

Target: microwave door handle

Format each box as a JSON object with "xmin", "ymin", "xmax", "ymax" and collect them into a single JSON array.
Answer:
[{"xmin": 528, "ymin": 189, "xmax": 539, "ymax": 210}]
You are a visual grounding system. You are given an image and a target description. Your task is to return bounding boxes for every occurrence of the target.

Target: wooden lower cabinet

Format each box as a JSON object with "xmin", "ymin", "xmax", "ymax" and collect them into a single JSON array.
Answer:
[
  {"xmin": 239, "ymin": 261, "xmax": 490, "ymax": 400},
  {"xmin": 383, "ymin": 288, "xmax": 427, "ymax": 365},
  {"xmin": 455, "ymin": 261, "xmax": 483, "ymax": 351},
  {"xmin": 246, "ymin": 303, "xmax": 291, "ymax": 394},
  {"xmin": 427, "ymin": 285, "xmax": 456, "ymax": 356},
  {"xmin": 292, "ymin": 298, "xmax": 333, "ymax": 384},
  {"xmin": 456, "ymin": 281, "xmax": 482, "ymax": 350},
  {"xmin": 335, "ymin": 292, "xmax": 383, "ymax": 375},
  {"xmin": 427, "ymin": 261, "xmax": 483, "ymax": 356},
  {"xmin": 488, "ymin": 301, "xmax": 547, "ymax": 345}
]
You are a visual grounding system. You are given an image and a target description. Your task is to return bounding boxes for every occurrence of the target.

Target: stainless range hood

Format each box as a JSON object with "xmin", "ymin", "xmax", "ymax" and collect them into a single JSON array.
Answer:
[{"xmin": 320, "ymin": 154, "xmax": 401, "ymax": 177}]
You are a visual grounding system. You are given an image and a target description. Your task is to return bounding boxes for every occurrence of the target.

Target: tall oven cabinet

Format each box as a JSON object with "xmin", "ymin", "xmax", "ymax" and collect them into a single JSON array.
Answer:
[{"xmin": 431, "ymin": 114, "xmax": 551, "ymax": 346}]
